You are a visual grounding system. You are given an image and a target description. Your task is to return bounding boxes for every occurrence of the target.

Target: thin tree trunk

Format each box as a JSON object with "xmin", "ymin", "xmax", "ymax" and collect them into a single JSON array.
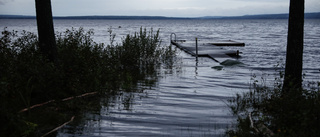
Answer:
[
  {"xmin": 283, "ymin": 0, "xmax": 305, "ymax": 91},
  {"xmin": 35, "ymin": 0, "xmax": 58, "ymax": 63}
]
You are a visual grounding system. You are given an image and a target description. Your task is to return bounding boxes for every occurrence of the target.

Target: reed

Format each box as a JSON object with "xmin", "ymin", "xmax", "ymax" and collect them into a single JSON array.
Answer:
[
  {"xmin": 0, "ymin": 27, "xmax": 176, "ymax": 136},
  {"xmin": 226, "ymin": 70, "xmax": 320, "ymax": 137}
]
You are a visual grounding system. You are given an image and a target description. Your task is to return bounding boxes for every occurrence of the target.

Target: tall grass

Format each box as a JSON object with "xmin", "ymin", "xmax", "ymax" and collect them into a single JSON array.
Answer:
[
  {"xmin": 0, "ymin": 27, "xmax": 176, "ymax": 136},
  {"xmin": 226, "ymin": 71, "xmax": 320, "ymax": 137}
]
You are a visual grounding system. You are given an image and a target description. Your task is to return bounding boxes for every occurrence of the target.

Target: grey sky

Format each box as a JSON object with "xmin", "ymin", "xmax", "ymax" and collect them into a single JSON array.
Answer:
[{"xmin": 0, "ymin": 0, "xmax": 319, "ymax": 17}]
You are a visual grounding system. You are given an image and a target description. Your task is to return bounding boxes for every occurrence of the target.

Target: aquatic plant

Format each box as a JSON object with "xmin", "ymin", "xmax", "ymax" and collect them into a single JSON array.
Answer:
[
  {"xmin": 226, "ymin": 70, "xmax": 320, "ymax": 137},
  {"xmin": 0, "ymin": 27, "xmax": 176, "ymax": 136}
]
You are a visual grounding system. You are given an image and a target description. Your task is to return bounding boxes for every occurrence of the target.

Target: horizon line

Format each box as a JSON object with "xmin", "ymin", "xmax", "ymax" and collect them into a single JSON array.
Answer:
[{"xmin": 1, "ymin": 12, "xmax": 319, "ymax": 19}]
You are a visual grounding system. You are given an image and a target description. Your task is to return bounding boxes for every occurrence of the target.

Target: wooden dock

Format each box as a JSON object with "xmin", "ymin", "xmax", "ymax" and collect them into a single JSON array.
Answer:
[
  {"xmin": 209, "ymin": 40, "xmax": 245, "ymax": 47},
  {"xmin": 171, "ymin": 40, "xmax": 244, "ymax": 63}
]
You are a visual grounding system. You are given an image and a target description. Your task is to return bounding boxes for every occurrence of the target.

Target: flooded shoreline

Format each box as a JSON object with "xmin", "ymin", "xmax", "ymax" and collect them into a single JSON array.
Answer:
[{"xmin": 1, "ymin": 19, "xmax": 319, "ymax": 136}]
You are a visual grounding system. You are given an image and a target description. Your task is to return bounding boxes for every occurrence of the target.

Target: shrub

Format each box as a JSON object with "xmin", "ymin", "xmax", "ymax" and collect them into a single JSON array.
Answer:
[
  {"xmin": 0, "ymin": 27, "xmax": 176, "ymax": 136},
  {"xmin": 227, "ymin": 72, "xmax": 320, "ymax": 137}
]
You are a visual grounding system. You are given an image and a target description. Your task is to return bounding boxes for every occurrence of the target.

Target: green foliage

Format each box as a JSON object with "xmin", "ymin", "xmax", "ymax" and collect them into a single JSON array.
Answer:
[
  {"xmin": 227, "ymin": 71, "xmax": 320, "ymax": 137},
  {"xmin": 0, "ymin": 27, "xmax": 176, "ymax": 136}
]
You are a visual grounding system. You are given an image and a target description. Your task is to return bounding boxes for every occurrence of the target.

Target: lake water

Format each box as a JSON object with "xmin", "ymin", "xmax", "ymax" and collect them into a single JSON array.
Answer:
[{"xmin": 1, "ymin": 19, "xmax": 320, "ymax": 136}]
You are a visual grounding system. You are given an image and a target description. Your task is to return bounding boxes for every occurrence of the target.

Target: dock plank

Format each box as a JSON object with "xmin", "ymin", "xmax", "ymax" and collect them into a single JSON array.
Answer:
[{"xmin": 209, "ymin": 40, "xmax": 245, "ymax": 47}]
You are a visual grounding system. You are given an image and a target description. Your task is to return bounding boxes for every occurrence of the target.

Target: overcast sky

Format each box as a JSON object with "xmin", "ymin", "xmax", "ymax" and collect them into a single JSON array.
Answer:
[{"xmin": 0, "ymin": 0, "xmax": 319, "ymax": 17}]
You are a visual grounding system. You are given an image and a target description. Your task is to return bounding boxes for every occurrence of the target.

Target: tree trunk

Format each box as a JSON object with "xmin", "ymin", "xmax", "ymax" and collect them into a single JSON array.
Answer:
[
  {"xmin": 35, "ymin": 0, "xmax": 58, "ymax": 63},
  {"xmin": 283, "ymin": 0, "xmax": 305, "ymax": 91}
]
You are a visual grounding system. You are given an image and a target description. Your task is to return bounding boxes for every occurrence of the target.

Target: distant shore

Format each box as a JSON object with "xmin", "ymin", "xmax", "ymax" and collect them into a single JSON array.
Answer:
[{"xmin": 1, "ymin": 12, "xmax": 320, "ymax": 20}]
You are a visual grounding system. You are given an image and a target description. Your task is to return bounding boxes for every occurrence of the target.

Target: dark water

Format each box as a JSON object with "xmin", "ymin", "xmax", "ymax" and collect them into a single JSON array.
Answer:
[{"xmin": 1, "ymin": 19, "xmax": 319, "ymax": 136}]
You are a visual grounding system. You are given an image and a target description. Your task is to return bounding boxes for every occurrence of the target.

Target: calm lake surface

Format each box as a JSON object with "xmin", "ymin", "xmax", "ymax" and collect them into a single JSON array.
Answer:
[{"xmin": 1, "ymin": 19, "xmax": 320, "ymax": 136}]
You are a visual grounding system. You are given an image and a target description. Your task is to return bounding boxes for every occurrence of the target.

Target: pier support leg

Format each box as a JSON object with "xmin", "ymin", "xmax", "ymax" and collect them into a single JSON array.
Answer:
[{"xmin": 196, "ymin": 37, "xmax": 198, "ymax": 61}]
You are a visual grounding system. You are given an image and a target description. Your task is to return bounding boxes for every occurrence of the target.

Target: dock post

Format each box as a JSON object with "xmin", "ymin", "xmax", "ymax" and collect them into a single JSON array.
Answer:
[
  {"xmin": 170, "ymin": 33, "xmax": 177, "ymax": 42},
  {"xmin": 196, "ymin": 37, "xmax": 198, "ymax": 61}
]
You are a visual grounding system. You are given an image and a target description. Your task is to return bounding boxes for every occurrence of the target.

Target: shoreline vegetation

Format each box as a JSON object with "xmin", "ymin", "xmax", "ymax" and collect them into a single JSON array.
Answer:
[
  {"xmin": 1, "ymin": 24, "xmax": 319, "ymax": 137},
  {"xmin": 226, "ymin": 71, "xmax": 320, "ymax": 136},
  {"xmin": 0, "ymin": 27, "xmax": 177, "ymax": 136},
  {"xmin": 0, "ymin": 12, "xmax": 320, "ymax": 20}
]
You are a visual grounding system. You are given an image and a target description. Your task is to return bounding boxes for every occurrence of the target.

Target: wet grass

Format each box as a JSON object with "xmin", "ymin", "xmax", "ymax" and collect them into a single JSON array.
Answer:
[
  {"xmin": 0, "ymin": 27, "xmax": 176, "ymax": 136},
  {"xmin": 226, "ymin": 71, "xmax": 320, "ymax": 137}
]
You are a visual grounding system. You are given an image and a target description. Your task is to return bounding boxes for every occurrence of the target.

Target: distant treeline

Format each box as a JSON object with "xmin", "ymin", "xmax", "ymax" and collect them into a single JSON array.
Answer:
[
  {"xmin": 206, "ymin": 12, "xmax": 320, "ymax": 19},
  {"xmin": 1, "ymin": 12, "xmax": 319, "ymax": 20}
]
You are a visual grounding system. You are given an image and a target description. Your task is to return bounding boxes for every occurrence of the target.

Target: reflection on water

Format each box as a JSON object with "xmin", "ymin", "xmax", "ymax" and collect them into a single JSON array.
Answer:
[
  {"xmin": 57, "ymin": 19, "xmax": 318, "ymax": 137},
  {"xmin": 1, "ymin": 19, "xmax": 319, "ymax": 136},
  {"xmin": 57, "ymin": 55, "xmax": 252, "ymax": 137}
]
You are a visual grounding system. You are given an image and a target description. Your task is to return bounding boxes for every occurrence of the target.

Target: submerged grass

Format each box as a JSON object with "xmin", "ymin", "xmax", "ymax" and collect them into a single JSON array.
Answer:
[
  {"xmin": 226, "ymin": 71, "xmax": 320, "ymax": 137},
  {"xmin": 0, "ymin": 27, "xmax": 176, "ymax": 136}
]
